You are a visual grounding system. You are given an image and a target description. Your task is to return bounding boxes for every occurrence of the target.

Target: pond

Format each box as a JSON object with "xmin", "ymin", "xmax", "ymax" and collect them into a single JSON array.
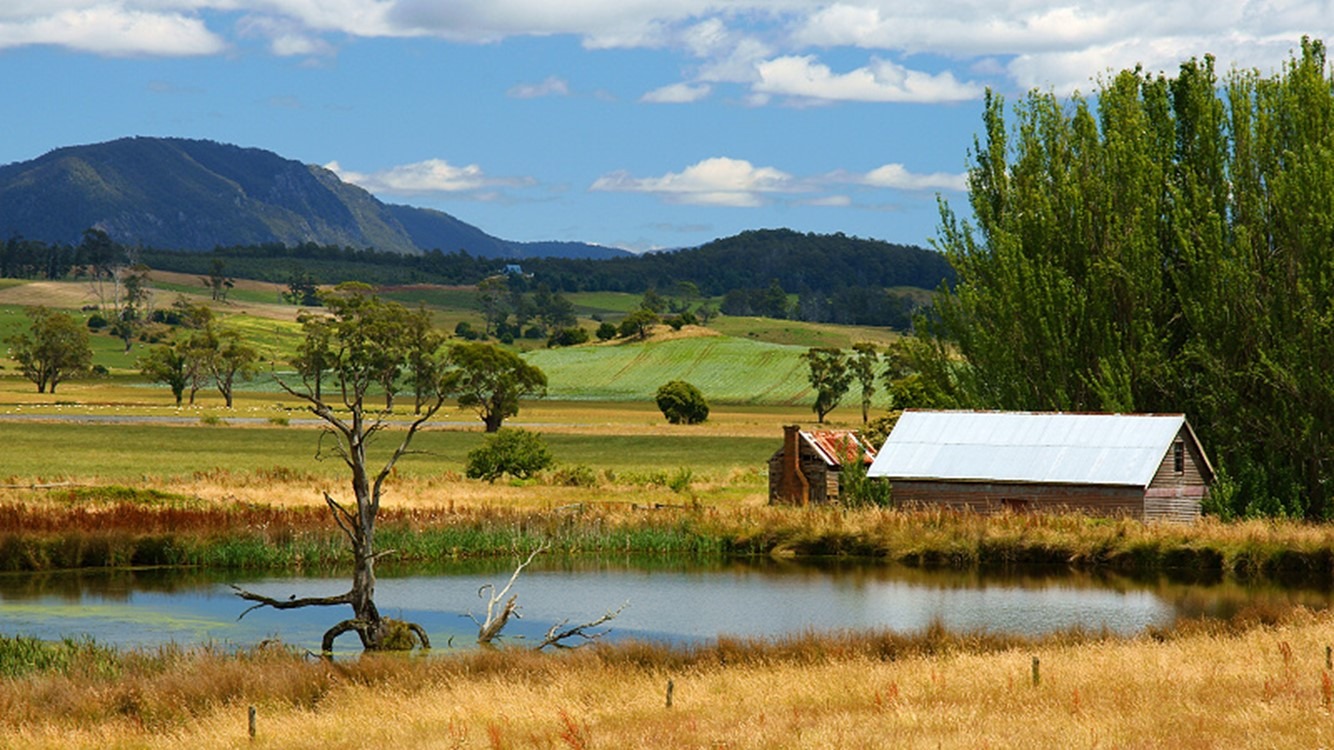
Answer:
[{"xmin": 2, "ymin": 558, "xmax": 1329, "ymax": 653}]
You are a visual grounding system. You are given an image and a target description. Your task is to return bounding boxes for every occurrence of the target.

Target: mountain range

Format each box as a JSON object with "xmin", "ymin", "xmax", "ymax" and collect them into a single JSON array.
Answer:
[{"xmin": 0, "ymin": 137, "xmax": 629, "ymax": 260}]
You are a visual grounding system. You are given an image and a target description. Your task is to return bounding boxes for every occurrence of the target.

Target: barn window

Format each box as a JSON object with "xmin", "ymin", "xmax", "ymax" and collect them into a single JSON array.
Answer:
[{"xmin": 1173, "ymin": 441, "xmax": 1185, "ymax": 474}]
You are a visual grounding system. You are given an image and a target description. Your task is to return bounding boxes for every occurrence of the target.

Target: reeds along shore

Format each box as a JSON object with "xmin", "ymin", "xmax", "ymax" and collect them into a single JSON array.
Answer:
[
  {"xmin": 2, "ymin": 605, "xmax": 1332, "ymax": 748},
  {"xmin": 3, "ymin": 481, "xmax": 1334, "ymax": 581}
]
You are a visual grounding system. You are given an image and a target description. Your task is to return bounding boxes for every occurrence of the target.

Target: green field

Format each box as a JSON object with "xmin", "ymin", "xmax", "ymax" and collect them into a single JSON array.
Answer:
[
  {"xmin": 524, "ymin": 334, "xmax": 814, "ymax": 404},
  {"xmin": 0, "ymin": 420, "xmax": 780, "ymax": 480},
  {"xmin": 1, "ymin": 276, "xmax": 906, "ymax": 407}
]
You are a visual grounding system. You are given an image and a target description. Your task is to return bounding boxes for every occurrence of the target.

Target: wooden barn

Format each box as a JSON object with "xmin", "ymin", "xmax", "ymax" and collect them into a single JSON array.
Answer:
[
  {"xmin": 769, "ymin": 425, "xmax": 877, "ymax": 505},
  {"xmin": 867, "ymin": 410, "xmax": 1213, "ymax": 522}
]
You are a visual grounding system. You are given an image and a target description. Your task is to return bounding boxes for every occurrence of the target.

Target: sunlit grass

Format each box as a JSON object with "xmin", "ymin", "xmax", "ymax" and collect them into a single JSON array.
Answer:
[{"xmin": 2, "ymin": 607, "xmax": 1331, "ymax": 748}]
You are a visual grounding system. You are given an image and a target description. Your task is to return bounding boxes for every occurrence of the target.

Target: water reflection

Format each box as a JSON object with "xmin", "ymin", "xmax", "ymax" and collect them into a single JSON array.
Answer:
[{"xmin": 0, "ymin": 559, "xmax": 1329, "ymax": 653}]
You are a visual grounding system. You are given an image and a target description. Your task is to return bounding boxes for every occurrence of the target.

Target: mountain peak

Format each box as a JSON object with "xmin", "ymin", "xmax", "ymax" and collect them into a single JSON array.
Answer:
[{"xmin": 0, "ymin": 137, "xmax": 628, "ymax": 260}]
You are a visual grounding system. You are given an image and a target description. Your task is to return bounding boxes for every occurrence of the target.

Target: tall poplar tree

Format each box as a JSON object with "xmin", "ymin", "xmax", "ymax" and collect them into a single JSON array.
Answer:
[{"xmin": 922, "ymin": 38, "xmax": 1334, "ymax": 518}]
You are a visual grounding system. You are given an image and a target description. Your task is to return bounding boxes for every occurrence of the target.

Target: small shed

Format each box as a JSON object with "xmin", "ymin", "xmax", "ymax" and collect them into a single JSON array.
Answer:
[
  {"xmin": 769, "ymin": 425, "xmax": 877, "ymax": 505},
  {"xmin": 867, "ymin": 410, "xmax": 1213, "ymax": 522}
]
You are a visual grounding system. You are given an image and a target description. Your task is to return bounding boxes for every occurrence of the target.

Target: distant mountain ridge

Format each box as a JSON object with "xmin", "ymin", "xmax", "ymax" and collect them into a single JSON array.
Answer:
[{"xmin": 0, "ymin": 137, "xmax": 628, "ymax": 260}]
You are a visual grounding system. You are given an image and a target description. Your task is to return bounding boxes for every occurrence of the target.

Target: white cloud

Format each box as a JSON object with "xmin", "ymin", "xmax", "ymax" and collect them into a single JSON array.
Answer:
[
  {"xmin": 2, "ymin": 1, "xmax": 1329, "ymax": 98},
  {"xmin": 804, "ymin": 195, "xmax": 852, "ymax": 207},
  {"xmin": 237, "ymin": 15, "xmax": 335, "ymax": 57},
  {"xmin": 863, "ymin": 163, "xmax": 966, "ymax": 191},
  {"xmin": 641, "ymin": 82, "xmax": 712, "ymax": 103},
  {"xmin": 591, "ymin": 157, "xmax": 801, "ymax": 207},
  {"xmin": 0, "ymin": 5, "xmax": 225, "ymax": 56},
  {"xmin": 507, "ymin": 76, "xmax": 571, "ymax": 99},
  {"xmin": 754, "ymin": 55, "xmax": 983, "ymax": 104},
  {"xmin": 326, "ymin": 158, "xmax": 534, "ymax": 196}
]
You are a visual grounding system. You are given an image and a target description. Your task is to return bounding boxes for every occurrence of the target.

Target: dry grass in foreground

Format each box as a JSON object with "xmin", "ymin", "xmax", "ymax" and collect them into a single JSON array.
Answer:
[{"xmin": 4, "ymin": 608, "xmax": 1334, "ymax": 749}]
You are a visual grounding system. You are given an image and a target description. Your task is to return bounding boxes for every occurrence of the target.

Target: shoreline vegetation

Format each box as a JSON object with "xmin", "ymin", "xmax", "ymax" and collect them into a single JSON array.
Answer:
[{"xmin": 4, "ymin": 481, "xmax": 1334, "ymax": 582}]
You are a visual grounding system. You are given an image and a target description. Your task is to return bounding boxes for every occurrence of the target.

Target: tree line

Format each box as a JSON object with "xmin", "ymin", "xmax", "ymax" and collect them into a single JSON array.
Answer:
[
  {"xmin": 902, "ymin": 38, "xmax": 1334, "ymax": 519},
  {"xmin": 2, "ymin": 228, "xmax": 950, "ymax": 331}
]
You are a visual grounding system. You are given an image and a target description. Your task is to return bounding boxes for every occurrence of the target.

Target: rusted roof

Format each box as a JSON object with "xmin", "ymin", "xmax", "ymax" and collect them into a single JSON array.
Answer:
[
  {"xmin": 803, "ymin": 430, "xmax": 876, "ymax": 467},
  {"xmin": 868, "ymin": 410, "xmax": 1210, "ymax": 487}
]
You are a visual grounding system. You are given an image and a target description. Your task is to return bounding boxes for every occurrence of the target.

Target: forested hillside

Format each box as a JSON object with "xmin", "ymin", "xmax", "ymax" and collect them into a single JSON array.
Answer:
[{"xmin": 520, "ymin": 229, "xmax": 953, "ymax": 295}]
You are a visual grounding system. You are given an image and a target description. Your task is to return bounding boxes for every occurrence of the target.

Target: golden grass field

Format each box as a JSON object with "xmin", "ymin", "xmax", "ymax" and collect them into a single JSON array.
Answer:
[{"xmin": 4, "ymin": 608, "xmax": 1334, "ymax": 749}]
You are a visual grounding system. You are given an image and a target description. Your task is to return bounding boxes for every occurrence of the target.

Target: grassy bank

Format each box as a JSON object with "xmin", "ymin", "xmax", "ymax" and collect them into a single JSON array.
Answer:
[
  {"xmin": 1, "ymin": 605, "xmax": 1330, "ymax": 748},
  {"xmin": 6, "ymin": 486, "xmax": 1334, "ymax": 582}
]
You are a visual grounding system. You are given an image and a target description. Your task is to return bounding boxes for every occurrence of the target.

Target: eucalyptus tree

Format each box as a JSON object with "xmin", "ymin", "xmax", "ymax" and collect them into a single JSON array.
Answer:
[
  {"xmin": 443, "ymin": 341, "xmax": 548, "ymax": 432},
  {"xmin": 848, "ymin": 343, "xmax": 880, "ymax": 424},
  {"xmin": 203, "ymin": 327, "xmax": 259, "ymax": 408},
  {"xmin": 5, "ymin": 307, "xmax": 92, "ymax": 393},
  {"xmin": 232, "ymin": 283, "xmax": 449, "ymax": 652},
  {"xmin": 802, "ymin": 347, "xmax": 851, "ymax": 423},
  {"xmin": 138, "ymin": 343, "xmax": 190, "ymax": 405}
]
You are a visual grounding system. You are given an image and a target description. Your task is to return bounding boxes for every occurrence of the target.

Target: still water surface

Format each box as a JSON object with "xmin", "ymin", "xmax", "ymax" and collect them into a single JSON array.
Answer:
[{"xmin": 2, "ymin": 558, "xmax": 1328, "ymax": 652}]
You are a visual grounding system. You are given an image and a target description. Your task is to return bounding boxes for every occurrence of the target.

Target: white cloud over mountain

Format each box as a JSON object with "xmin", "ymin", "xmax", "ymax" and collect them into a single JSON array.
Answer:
[
  {"xmin": 326, "ymin": 158, "xmax": 534, "ymax": 196},
  {"xmin": 591, "ymin": 157, "xmax": 801, "ymax": 207}
]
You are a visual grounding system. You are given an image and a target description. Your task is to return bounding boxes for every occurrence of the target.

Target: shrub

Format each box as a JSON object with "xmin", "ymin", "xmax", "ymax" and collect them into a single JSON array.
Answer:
[
  {"xmin": 668, "ymin": 467, "xmax": 694, "ymax": 493},
  {"xmin": 454, "ymin": 321, "xmax": 480, "ymax": 341},
  {"xmin": 466, "ymin": 428, "xmax": 554, "ymax": 482},
  {"xmin": 548, "ymin": 327, "xmax": 589, "ymax": 348},
  {"xmin": 86, "ymin": 313, "xmax": 108, "ymax": 330},
  {"xmin": 655, "ymin": 380, "xmax": 709, "ymax": 424},
  {"xmin": 839, "ymin": 453, "xmax": 891, "ymax": 507},
  {"xmin": 595, "ymin": 321, "xmax": 618, "ymax": 341},
  {"xmin": 551, "ymin": 464, "xmax": 599, "ymax": 487}
]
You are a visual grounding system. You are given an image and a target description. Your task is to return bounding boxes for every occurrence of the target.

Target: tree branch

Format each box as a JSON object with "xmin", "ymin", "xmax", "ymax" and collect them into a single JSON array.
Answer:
[
  {"xmin": 323, "ymin": 491, "xmax": 359, "ymax": 544},
  {"xmin": 230, "ymin": 585, "xmax": 353, "ymax": 620},
  {"xmin": 473, "ymin": 543, "xmax": 550, "ymax": 644},
  {"xmin": 534, "ymin": 602, "xmax": 628, "ymax": 651}
]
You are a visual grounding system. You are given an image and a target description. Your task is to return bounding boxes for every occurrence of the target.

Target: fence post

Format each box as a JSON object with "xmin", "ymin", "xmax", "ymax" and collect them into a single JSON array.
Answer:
[
  {"xmin": 666, "ymin": 679, "xmax": 675, "ymax": 708},
  {"xmin": 1031, "ymin": 656, "xmax": 1041, "ymax": 687},
  {"xmin": 249, "ymin": 705, "xmax": 257, "ymax": 740}
]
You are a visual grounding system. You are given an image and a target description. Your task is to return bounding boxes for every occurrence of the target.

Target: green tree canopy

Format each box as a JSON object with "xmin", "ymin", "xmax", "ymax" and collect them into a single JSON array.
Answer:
[
  {"xmin": 443, "ymin": 341, "xmax": 548, "ymax": 432},
  {"xmin": 802, "ymin": 347, "xmax": 852, "ymax": 423},
  {"xmin": 920, "ymin": 38, "xmax": 1334, "ymax": 518},
  {"xmin": 618, "ymin": 308, "xmax": 659, "ymax": 340},
  {"xmin": 138, "ymin": 343, "xmax": 190, "ymax": 406},
  {"xmin": 655, "ymin": 380, "xmax": 710, "ymax": 425},
  {"xmin": 465, "ymin": 428, "xmax": 554, "ymax": 482},
  {"xmin": 6, "ymin": 307, "xmax": 92, "ymax": 393}
]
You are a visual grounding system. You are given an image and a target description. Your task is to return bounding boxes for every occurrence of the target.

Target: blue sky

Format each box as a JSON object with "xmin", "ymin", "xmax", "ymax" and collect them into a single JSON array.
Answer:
[{"xmin": 2, "ymin": 3, "xmax": 1330, "ymax": 253}]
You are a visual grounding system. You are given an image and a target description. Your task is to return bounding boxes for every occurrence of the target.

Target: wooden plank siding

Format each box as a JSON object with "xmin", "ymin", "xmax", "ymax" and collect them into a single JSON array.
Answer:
[
  {"xmin": 890, "ymin": 480, "xmax": 1146, "ymax": 517},
  {"xmin": 1142, "ymin": 426, "xmax": 1210, "ymax": 522}
]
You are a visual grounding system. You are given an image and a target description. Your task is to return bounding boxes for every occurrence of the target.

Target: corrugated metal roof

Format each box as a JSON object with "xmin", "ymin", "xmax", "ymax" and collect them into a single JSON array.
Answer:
[
  {"xmin": 867, "ymin": 411, "xmax": 1188, "ymax": 488},
  {"xmin": 804, "ymin": 430, "xmax": 876, "ymax": 467}
]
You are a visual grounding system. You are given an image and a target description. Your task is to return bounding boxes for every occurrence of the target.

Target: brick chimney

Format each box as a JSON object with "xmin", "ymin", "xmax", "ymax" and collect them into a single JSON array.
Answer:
[{"xmin": 780, "ymin": 425, "xmax": 810, "ymax": 505}]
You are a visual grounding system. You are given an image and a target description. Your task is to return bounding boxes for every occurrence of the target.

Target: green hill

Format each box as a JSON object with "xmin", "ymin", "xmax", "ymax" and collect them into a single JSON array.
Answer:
[{"xmin": 524, "ymin": 333, "xmax": 813, "ymax": 405}]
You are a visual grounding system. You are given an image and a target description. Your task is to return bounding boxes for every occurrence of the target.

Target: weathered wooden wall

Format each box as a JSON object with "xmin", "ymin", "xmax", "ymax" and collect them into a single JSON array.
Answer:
[
  {"xmin": 889, "ymin": 480, "xmax": 1146, "ymax": 518},
  {"xmin": 1142, "ymin": 427, "xmax": 1209, "ymax": 522}
]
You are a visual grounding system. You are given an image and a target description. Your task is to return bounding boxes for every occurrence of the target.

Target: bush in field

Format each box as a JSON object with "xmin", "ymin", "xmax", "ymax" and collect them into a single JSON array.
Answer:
[
  {"xmin": 655, "ymin": 380, "xmax": 709, "ymax": 424},
  {"xmin": 551, "ymin": 464, "xmax": 599, "ymax": 487},
  {"xmin": 466, "ymin": 428, "xmax": 554, "ymax": 482},
  {"xmin": 595, "ymin": 321, "xmax": 617, "ymax": 341}
]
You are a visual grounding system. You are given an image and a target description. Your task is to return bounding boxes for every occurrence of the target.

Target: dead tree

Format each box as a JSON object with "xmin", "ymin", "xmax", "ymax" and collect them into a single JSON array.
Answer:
[
  {"xmin": 232, "ymin": 286, "xmax": 444, "ymax": 653},
  {"xmin": 469, "ymin": 543, "xmax": 626, "ymax": 650}
]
